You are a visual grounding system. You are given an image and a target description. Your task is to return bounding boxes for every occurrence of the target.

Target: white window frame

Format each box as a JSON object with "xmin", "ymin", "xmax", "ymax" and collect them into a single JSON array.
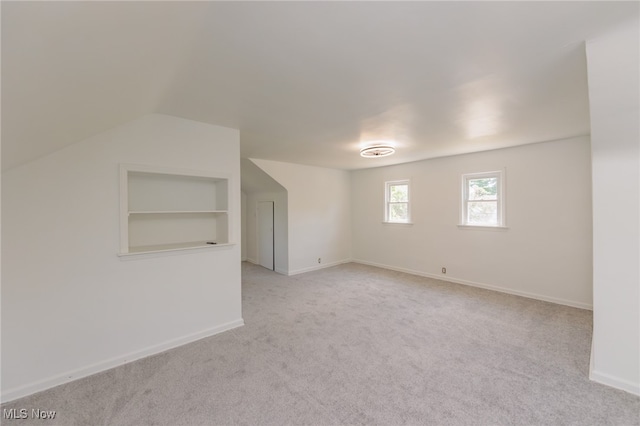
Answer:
[
  {"xmin": 460, "ymin": 170, "xmax": 506, "ymax": 228},
  {"xmin": 384, "ymin": 180, "xmax": 411, "ymax": 224}
]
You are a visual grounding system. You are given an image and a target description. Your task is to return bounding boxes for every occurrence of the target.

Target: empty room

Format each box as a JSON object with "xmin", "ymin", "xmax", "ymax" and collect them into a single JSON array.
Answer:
[{"xmin": 1, "ymin": 1, "xmax": 639, "ymax": 425}]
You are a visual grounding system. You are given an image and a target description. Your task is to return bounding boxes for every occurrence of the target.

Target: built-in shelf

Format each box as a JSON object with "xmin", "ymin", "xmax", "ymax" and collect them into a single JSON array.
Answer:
[
  {"xmin": 128, "ymin": 210, "xmax": 228, "ymax": 215},
  {"xmin": 119, "ymin": 164, "xmax": 232, "ymax": 256},
  {"xmin": 119, "ymin": 241, "xmax": 235, "ymax": 257}
]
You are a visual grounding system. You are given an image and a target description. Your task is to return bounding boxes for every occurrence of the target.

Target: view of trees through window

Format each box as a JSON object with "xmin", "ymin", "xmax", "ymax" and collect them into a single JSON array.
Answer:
[
  {"xmin": 467, "ymin": 177, "xmax": 498, "ymax": 225},
  {"xmin": 387, "ymin": 183, "xmax": 409, "ymax": 222}
]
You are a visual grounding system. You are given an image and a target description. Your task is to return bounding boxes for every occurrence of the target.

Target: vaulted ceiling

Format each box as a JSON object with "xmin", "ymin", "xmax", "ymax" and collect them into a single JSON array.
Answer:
[{"xmin": 2, "ymin": 1, "xmax": 637, "ymax": 171}]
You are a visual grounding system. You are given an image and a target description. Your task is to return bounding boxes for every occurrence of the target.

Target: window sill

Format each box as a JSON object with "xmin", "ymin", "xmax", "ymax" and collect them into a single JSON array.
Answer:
[
  {"xmin": 382, "ymin": 221, "xmax": 414, "ymax": 227},
  {"xmin": 457, "ymin": 224, "xmax": 509, "ymax": 231}
]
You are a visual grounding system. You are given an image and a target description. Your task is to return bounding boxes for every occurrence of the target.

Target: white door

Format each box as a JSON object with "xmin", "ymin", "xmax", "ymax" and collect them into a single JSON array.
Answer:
[{"xmin": 257, "ymin": 201, "xmax": 274, "ymax": 270}]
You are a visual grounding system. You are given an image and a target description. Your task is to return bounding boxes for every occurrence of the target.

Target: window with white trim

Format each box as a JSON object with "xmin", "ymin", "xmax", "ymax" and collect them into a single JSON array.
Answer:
[
  {"xmin": 461, "ymin": 171, "xmax": 505, "ymax": 227},
  {"xmin": 385, "ymin": 180, "xmax": 410, "ymax": 223}
]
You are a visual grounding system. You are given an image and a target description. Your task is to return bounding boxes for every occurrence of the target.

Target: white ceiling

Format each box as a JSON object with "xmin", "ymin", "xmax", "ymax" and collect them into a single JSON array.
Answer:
[{"xmin": 2, "ymin": 1, "xmax": 638, "ymax": 171}]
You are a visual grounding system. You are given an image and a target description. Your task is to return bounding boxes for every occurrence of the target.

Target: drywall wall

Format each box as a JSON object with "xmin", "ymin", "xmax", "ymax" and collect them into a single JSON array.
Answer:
[
  {"xmin": 351, "ymin": 137, "xmax": 593, "ymax": 309},
  {"xmin": 241, "ymin": 191, "xmax": 248, "ymax": 261},
  {"xmin": 1, "ymin": 114, "xmax": 243, "ymax": 402},
  {"xmin": 586, "ymin": 18, "xmax": 640, "ymax": 395},
  {"xmin": 250, "ymin": 159, "xmax": 351, "ymax": 275},
  {"xmin": 245, "ymin": 191, "xmax": 289, "ymax": 274},
  {"xmin": 240, "ymin": 158, "xmax": 288, "ymax": 273}
]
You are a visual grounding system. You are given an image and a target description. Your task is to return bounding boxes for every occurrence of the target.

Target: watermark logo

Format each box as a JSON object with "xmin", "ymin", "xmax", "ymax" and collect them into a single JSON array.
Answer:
[{"xmin": 3, "ymin": 408, "xmax": 56, "ymax": 420}]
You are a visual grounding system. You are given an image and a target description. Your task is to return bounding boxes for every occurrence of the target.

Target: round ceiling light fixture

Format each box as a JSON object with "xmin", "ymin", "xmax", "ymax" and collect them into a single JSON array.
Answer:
[{"xmin": 360, "ymin": 144, "xmax": 396, "ymax": 158}]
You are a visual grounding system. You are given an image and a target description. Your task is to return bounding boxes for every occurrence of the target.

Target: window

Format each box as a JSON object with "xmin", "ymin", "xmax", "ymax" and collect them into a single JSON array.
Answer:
[
  {"xmin": 385, "ymin": 180, "xmax": 410, "ymax": 223},
  {"xmin": 461, "ymin": 171, "xmax": 505, "ymax": 227}
]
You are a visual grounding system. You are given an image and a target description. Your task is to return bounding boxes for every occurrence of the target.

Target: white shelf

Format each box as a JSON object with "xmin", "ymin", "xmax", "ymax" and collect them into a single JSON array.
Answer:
[
  {"xmin": 128, "ymin": 210, "xmax": 228, "ymax": 215},
  {"xmin": 119, "ymin": 164, "xmax": 232, "ymax": 256},
  {"xmin": 119, "ymin": 241, "xmax": 235, "ymax": 257}
]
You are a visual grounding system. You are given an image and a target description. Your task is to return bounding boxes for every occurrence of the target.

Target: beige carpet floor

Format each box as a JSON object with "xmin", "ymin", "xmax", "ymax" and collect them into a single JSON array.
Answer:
[{"xmin": 2, "ymin": 262, "xmax": 639, "ymax": 425}]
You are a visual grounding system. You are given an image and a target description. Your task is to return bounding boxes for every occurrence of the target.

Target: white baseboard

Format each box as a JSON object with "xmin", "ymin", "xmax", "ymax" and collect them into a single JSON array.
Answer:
[
  {"xmin": 245, "ymin": 258, "xmax": 258, "ymax": 265},
  {"xmin": 590, "ymin": 369, "xmax": 640, "ymax": 396},
  {"xmin": 1, "ymin": 318, "xmax": 245, "ymax": 403},
  {"xmin": 351, "ymin": 259, "xmax": 592, "ymax": 310},
  {"xmin": 589, "ymin": 334, "xmax": 639, "ymax": 396},
  {"xmin": 287, "ymin": 259, "xmax": 352, "ymax": 276}
]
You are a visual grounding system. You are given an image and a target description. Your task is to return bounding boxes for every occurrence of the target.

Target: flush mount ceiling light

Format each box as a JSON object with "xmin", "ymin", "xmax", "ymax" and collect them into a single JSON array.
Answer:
[{"xmin": 360, "ymin": 145, "xmax": 396, "ymax": 158}]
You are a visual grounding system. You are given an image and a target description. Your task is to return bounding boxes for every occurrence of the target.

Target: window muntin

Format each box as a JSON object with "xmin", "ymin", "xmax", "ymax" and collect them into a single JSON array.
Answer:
[
  {"xmin": 385, "ymin": 180, "xmax": 410, "ymax": 223},
  {"xmin": 462, "ymin": 171, "xmax": 504, "ymax": 227}
]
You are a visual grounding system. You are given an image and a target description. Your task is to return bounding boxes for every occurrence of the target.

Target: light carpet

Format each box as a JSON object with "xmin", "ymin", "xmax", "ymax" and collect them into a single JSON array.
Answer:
[{"xmin": 2, "ymin": 262, "xmax": 639, "ymax": 425}]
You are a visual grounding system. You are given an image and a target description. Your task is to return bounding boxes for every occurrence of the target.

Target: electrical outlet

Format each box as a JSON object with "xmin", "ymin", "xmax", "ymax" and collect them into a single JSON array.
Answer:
[
  {"xmin": 318, "ymin": 258, "xmax": 322, "ymax": 264},
  {"xmin": 442, "ymin": 267, "xmax": 447, "ymax": 274}
]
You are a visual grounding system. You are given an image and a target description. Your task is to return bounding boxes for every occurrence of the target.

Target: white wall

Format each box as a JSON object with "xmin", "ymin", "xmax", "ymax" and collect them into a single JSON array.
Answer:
[
  {"xmin": 352, "ymin": 137, "xmax": 593, "ymax": 309},
  {"xmin": 1, "ymin": 114, "xmax": 243, "ymax": 402},
  {"xmin": 245, "ymin": 191, "xmax": 289, "ymax": 274},
  {"xmin": 251, "ymin": 159, "xmax": 351, "ymax": 275},
  {"xmin": 240, "ymin": 158, "xmax": 289, "ymax": 273},
  {"xmin": 586, "ymin": 18, "xmax": 640, "ymax": 395},
  {"xmin": 241, "ymin": 191, "xmax": 248, "ymax": 261}
]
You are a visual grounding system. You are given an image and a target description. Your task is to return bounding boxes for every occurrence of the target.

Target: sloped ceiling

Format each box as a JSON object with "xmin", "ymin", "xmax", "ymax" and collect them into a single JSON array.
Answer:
[
  {"xmin": 241, "ymin": 158, "xmax": 286, "ymax": 194},
  {"xmin": 2, "ymin": 1, "xmax": 638, "ymax": 171}
]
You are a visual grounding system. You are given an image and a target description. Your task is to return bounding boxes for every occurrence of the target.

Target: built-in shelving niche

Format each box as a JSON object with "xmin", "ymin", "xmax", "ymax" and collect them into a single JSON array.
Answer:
[{"xmin": 119, "ymin": 164, "xmax": 232, "ymax": 256}]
